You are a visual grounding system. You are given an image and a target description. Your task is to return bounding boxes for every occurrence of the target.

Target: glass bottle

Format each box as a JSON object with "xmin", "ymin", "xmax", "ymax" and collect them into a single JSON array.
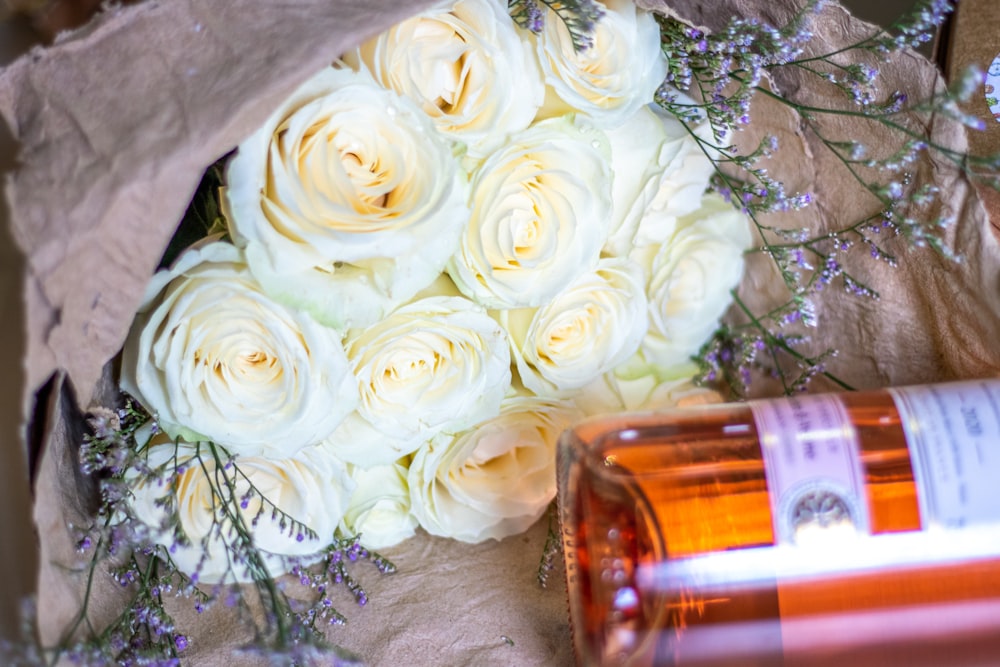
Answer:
[{"xmin": 557, "ymin": 378, "xmax": 1000, "ymax": 666}]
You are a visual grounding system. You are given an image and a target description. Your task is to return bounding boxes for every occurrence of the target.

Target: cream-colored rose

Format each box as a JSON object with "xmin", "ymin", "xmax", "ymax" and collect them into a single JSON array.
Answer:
[
  {"xmin": 604, "ymin": 105, "xmax": 715, "ymax": 256},
  {"xmin": 345, "ymin": 0, "xmax": 543, "ymax": 160},
  {"xmin": 223, "ymin": 65, "xmax": 469, "ymax": 331},
  {"xmin": 447, "ymin": 116, "xmax": 612, "ymax": 309},
  {"xmin": 530, "ymin": 0, "xmax": 668, "ymax": 128},
  {"xmin": 323, "ymin": 292, "xmax": 510, "ymax": 468},
  {"xmin": 408, "ymin": 392, "xmax": 579, "ymax": 543},
  {"xmin": 633, "ymin": 107, "xmax": 717, "ymax": 248},
  {"xmin": 574, "ymin": 371, "xmax": 724, "ymax": 418},
  {"xmin": 630, "ymin": 193, "xmax": 751, "ymax": 376},
  {"xmin": 120, "ymin": 241, "xmax": 356, "ymax": 458},
  {"xmin": 128, "ymin": 434, "xmax": 354, "ymax": 584},
  {"xmin": 497, "ymin": 257, "xmax": 647, "ymax": 396},
  {"xmin": 340, "ymin": 461, "xmax": 417, "ymax": 550}
]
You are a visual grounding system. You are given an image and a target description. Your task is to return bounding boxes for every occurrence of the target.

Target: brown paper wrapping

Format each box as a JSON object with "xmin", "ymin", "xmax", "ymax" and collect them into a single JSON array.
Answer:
[
  {"xmin": 940, "ymin": 0, "xmax": 1000, "ymax": 160},
  {"xmin": 3, "ymin": 0, "xmax": 1000, "ymax": 664},
  {"xmin": 939, "ymin": 0, "xmax": 1000, "ymax": 235},
  {"xmin": 0, "ymin": 89, "xmax": 35, "ymax": 643}
]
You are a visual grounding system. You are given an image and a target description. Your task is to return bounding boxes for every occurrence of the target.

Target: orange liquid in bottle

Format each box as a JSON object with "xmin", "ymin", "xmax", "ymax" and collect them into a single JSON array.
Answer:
[{"xmin": 558, "ymin": 387, "xmax": 1000, "ymax": 666}]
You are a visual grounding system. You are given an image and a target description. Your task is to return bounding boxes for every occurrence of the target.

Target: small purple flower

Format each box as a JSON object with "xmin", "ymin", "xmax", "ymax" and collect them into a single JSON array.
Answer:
[{"xmin": 527, "ymin": 7, "xmax": 545, "ymax": 33}]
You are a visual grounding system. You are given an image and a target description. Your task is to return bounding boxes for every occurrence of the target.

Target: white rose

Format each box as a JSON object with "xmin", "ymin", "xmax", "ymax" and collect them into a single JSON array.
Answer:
[
  {"xmin": 530, "ymin": 0, "xmax": 668, "ymax": 128},
  {"xmin": 408, "ymin": 392, "xmax": 580, "ymax": 543},
  {"xmin": 497, "ymin": 257, "xmax": 647, "ymax": 396},
  {"xmin": 604, "ymin": 105, "xmax": 715, "ymax": 256},
  {"xmin": 447, "ymin": 116, "xmax": 612, "ymax": 309},
  {"xmin": 323, "ymin": 291, "xmax": 510, "ymax": 468},
  {"xmin": 341, "ymin": 461, "xmax": 418, "ymax": 550},
  {"xmin": 223, "ymin": 65, "xmax": 469, "ymax": 331},
  {"xmin": 128, "ymin": 434, "xmax": 354, "ymax": 584},
  {"xmin": 120, "ymin": 241, "xmax": 356, "ymax": 457},
  {"xmin": 344, "ymin": 0, "xmax": 543, "ymax": 160},
  {"xmin": 574, "ymin": 371, "xmax": 724, "ymax": 417},
  {"xmin": 631, "ymin": 193, "xmax": 751, "ymax": 375},
  {"xmin": 634, "ymin": 106, "xmax": 717, "ymax": 247}
]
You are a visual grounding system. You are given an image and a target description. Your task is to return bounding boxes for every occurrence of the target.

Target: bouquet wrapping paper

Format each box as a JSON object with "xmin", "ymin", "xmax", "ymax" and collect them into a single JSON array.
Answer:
[
  {"xmin": 941, "ymin": 0, "xmax": 1000, "ymax": 233},
  {"xmin": 3, "ymin": 0, "xmax": 1000, "ymax": 664}
]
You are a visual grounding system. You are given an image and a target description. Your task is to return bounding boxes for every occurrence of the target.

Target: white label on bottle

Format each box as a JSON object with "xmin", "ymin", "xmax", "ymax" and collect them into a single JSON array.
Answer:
[
  {"xmin": 752, "ymin": 394, "xmax": 869, "ymax": 545},
  {"xmin": 890, "ymin": 380, "xmax": 1000, "ymax": 529}
]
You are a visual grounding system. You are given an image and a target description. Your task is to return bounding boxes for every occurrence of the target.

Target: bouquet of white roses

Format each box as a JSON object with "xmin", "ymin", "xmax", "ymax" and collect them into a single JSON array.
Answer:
[{"xmin": 117, "ymin": 0, "xmax": 746, "ymax": 585}]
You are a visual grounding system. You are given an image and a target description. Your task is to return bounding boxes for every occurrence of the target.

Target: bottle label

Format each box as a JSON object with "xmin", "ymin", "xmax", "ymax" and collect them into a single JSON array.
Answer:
[
  {"xmin": 890, "ymin": 380, "xmax": 1000, "ymax": 529},
  {"xmin": 752, "ymin": 394, "xmax": 869, "ymax": 545}
]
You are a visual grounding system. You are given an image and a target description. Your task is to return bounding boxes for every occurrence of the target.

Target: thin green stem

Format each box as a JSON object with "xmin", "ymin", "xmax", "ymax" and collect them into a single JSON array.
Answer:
[
  {"xmin": 49, "ymin": 539, "xmax": 101, "ymax": 665},
  {"xmin": 732, "ymin": 294, "xmax": 855, "ymax": 391},
  {"xmin": 205, "ymin": 443, "xmax": 290, "ymax": 647}
]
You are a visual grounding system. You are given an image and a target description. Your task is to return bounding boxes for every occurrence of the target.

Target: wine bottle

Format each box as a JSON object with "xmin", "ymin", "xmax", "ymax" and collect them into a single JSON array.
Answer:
[{"xmin": 557, "ymin": 378, "xmax": 1000, "ymax": 666}]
